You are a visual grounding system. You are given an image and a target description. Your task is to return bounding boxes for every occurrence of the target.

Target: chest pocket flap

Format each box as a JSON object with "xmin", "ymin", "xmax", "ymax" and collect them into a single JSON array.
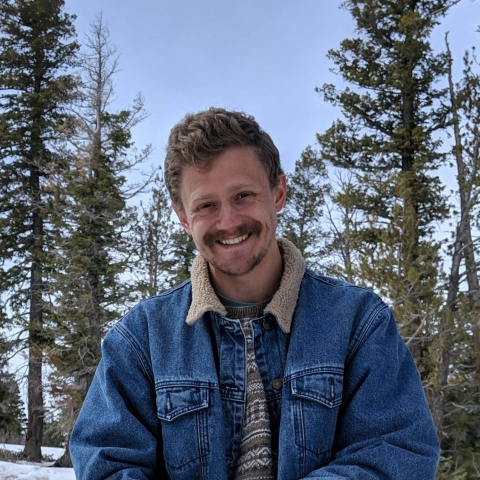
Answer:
[
  {"xmin": 289, "ymin": 370, "xmax": 344, "ymax": 457},
  {"xmin": 291, "ymin": 370, "xmax": 343, "ymax": 408},
  {"xmin": 156, "ymin": 385, "xmax": 209, "ymax": 421},
  {"xmin": 156, "ymin": 384, "xmax": 211, "ymax": 469}
]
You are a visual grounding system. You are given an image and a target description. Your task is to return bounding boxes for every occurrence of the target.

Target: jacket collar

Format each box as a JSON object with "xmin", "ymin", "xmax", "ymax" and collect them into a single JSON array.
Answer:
[{"xmin": 185, "ymin": 238, "xmax": 305, "ymax": 333}]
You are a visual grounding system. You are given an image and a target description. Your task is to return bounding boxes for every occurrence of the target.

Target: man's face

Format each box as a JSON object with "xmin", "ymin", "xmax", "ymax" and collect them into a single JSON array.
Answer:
[{"xmin": 174, "ymin": 146, "xmax": 286, "ymax": 278}]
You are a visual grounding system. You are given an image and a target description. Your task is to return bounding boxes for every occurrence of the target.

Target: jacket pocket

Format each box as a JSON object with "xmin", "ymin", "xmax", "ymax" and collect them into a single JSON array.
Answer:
[
  {"xmin": 156, "ymin": 385, "xmax": 210, "ymax": 468},
  {"xmin": 291, "ymin": 370, "xmax": 343, "ymax": 455}
]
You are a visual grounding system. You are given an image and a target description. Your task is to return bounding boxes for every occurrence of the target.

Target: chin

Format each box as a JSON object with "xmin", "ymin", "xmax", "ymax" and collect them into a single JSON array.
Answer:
[{"xmin": 209, "ymin": 249, "xmax": 267, "ymax": 277}]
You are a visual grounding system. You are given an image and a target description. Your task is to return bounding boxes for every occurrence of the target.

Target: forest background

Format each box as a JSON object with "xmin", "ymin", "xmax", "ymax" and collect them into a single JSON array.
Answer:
[{"xmin": 0, "ymin": 0, "xmax": 479, "ymax": 478}]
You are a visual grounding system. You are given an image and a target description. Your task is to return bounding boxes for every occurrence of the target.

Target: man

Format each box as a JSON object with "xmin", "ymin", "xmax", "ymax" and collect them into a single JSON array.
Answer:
[{"xmin": 70, "ymin": 108, "xmax": 440, "ymax": 479}]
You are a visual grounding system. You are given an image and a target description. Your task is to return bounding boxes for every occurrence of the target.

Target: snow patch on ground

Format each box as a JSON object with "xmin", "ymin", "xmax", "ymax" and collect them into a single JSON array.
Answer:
[
  {"xmin": 0, "ymin": 461, "xmax": 75, "ymax": 480},
  {"xmin": 0, "ymin": 445, "xmax": 75, "ymax": 480},
  {"xmin": 0, "ymin": 444, "xmax": 64, "ymax": 459}
]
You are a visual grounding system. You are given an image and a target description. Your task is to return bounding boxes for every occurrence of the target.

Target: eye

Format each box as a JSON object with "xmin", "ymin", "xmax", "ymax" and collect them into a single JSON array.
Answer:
[
  {"xmin": 237, "ymin": 192, "xmax": 252, "ymax": 200},
  {"xmin": 197, "ymin": 202, "xmax": 214, "ymax": 211}
]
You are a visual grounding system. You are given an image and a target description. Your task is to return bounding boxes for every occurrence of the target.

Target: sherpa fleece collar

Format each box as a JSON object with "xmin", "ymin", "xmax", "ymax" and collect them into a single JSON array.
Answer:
[{"xmin": 185, "ymin": 238, "xmax": 306, "ymax": 333}]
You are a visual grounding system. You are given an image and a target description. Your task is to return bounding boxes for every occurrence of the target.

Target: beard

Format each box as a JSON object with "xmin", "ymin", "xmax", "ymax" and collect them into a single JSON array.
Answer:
[{"xmin": 202, "ymin": 219, "xmax": 271, "ymax": 277}]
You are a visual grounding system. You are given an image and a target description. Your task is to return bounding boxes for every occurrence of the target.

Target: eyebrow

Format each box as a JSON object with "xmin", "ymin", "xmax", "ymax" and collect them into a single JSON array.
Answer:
[{"xmin": 191, "ymin": 183, "xmax": 259, "ymax": 204}]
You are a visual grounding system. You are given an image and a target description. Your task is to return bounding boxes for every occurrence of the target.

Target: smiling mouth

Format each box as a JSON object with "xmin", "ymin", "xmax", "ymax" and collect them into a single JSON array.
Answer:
[
  {"xmin": 204, "ymin": 220, "xmax": 262, "ymax": 248},
  {"xmin": 218, "ymin": 233, "xmax": 249, "ymax": 245}
]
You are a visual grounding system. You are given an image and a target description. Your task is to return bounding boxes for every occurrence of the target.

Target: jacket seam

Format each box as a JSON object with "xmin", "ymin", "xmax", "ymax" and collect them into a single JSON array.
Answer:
[
  {"xmin": 304, "ymin": 269, "xmax": 382, "ymax": 299},
  {"xmin": 155, "ymin": 380, "xmax": 219, "ymax": 389},
  {"xmin": 114, "ymin": 323, "xmax": 154, "ymax": 385},
  {"xmin": 303, "ymin": 269, "xmax": 390, "ymax": 365},
  {"xmin": 346, "ymin": 303, "xmax": 390, "ymax": 364}
]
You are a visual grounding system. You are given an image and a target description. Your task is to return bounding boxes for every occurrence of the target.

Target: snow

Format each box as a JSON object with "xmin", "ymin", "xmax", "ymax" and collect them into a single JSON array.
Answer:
[
  {"xmin": 0, "ymin": 444, "xmax": 64, "ymax": 459},
  {"xmin": 0, "ymin": 445, "xmax": 75, "ymax": 480},
  {"xmin": 0, "ymin": 461, "xmax": 75, "ymax": 480}
]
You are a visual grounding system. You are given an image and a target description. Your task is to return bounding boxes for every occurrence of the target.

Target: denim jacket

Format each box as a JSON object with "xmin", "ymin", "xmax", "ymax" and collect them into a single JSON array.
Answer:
[{"xmin": 70, "ymin": 267, "xmax": 439, "ymax": 480}]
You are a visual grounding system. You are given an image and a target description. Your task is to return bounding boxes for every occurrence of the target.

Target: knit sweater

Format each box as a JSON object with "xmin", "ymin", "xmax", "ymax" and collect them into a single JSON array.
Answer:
[{"xmin": 223, "ymin": 301, "xmax": 274, "ymax": 480}]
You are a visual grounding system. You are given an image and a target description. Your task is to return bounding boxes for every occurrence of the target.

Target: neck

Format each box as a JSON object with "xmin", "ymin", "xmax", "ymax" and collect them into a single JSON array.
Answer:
[{"xmin": 208, "ymin": 243, "xmax": 283, "ymax": 303}]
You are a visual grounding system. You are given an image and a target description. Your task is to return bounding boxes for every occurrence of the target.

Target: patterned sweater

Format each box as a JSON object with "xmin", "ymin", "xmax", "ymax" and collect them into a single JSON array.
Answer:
[{"xmin": 224, "ymin": 302, "xmax": 275, "ymax": 480}]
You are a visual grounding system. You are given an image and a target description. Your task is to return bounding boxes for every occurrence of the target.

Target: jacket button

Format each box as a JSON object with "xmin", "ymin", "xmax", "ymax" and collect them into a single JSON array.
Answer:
[
  {"xmin": 272, "ymin": 379, "xmax": 283, "ymax": 390},
  {"xmin": 263, "ymin": 318, "xmax": 274, "ymax": 330}
]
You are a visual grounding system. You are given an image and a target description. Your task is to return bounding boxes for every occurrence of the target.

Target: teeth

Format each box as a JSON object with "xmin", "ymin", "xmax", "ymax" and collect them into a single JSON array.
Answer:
[{"xmin": 219, "ymin": 234, "xmax": 248, "ymax": 245}]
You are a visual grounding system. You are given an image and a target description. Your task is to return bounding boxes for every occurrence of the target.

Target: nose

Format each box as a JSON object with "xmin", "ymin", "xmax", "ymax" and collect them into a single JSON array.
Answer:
[{"xmin": 215, "ymin": 202, "xmax": 242, "ymax": 231}]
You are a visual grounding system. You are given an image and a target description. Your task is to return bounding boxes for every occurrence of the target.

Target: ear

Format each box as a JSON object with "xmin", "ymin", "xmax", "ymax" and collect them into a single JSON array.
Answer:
[
  {"xmin": 172, "ymin": 202, "xmax": 192, "ymax": 235},
  {"xmin": 274, "ymin": 174, "xmax": 287, "ymax": 213}
]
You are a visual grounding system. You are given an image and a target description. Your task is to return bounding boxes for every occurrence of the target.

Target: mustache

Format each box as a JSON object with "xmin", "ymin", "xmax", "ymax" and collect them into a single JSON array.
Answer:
[{"xmin": 203, "ymin": 220, "xmax": 262, "ymax": 247}]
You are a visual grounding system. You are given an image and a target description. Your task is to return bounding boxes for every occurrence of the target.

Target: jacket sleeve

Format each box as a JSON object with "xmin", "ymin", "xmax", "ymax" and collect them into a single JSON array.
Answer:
[
  {"xmin": 302, "ymin": 306, "xmax": 440, "ymax": 480},
  {"xmin": 70, "ymin": 323, "xmax": 165, "ymax": 480}
]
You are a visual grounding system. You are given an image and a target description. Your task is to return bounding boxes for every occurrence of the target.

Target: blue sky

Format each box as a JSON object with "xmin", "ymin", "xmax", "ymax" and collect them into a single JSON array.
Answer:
[{"xmin": 64, "ymin": 0, "xmax": 480, "ymax": 175}]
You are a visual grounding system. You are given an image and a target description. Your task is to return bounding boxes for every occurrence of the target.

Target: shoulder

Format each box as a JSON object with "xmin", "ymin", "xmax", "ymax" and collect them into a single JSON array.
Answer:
[
  {"xmin": 301, "ymin": 269, "xmax": 386, "ymax": 310},
  {"xmin": 135, "ymin": 278, "xmax": 193, "ymax": 313},
  {"xmin": 111, "ymin": 279, "xmax": 193, "ymax": 338},
  {"xmin": 298, "ymin": 269, "xmax": 392, "ymax": 345},
  {"xmin": 100, "ymin": 279, "xmax": 194, "ymax": 372}
]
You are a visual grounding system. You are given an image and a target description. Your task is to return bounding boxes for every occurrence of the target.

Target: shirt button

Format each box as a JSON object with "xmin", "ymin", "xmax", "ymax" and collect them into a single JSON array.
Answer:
[
  {"xmin": 263, "ymin": 318, "xmax": 274, "ymax": 330},
  {"xmin": 272, "ymin": 379, "xmax": 283, "ymax": 390}
]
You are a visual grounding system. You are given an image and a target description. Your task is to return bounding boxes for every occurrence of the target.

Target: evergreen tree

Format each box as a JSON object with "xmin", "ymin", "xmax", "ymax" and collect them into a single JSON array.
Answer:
[
  {"xmin": 432, "ymin": 32, "xmax": 480, "ymax": 479},
  {"xmin": 167, "ymin": 229, "xmax": 197, "ymax": 287},
  {"xmin": 445, "ymin": 34, "xmax": 480, "ymax": 397},
  {"xmin": 0, "ymin": 334, "xmax": 25, "ymax": 442},
  {"xmin": 0, "ymin": 0, "xmax": 77, "ymax": 460},
  {"xmin": 316, "ymin": 0, "xmax": 454, "ymax": 363},
  {"xmin": 131, "ymin": 173, "xmax": 177, "ymax": 299},
  {"xmin": 47, "ymin": 15, "xmax": 151, "ymax": 467},
  {"xmin": 0, "ymin": 371, "xmax": 26, "ymax": 442},
  {"xmin": 278, "ymin": 146, "xmax": 330, "ymax": 271},
  {"xmin": 323, "ymin": 172, "xmax": 365, "ymax": 283},
  {"xmin": 315, "ymin": 1, "xmax": 479, "ymax": 475},
  {"xmin": 130, "ymin": 169, "xmax": 200, "ymax": 301}
]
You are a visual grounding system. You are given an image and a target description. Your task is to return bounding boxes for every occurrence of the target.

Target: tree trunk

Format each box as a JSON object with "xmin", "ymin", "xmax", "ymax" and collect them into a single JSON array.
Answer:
[
  {"xmin": 24, "ymin": 207, "xmax": 44, "ymax": 462},
  {"xmin": 463, "ymin": 228, "xmax": 480, "ymax": 393},
  {"xmin": 430, "ymin": 224, "xmax": 463, "ymax": 439},
  {"xmin": 53, "ymin": 436, "xmax": 72, "ymax": 468},
  {"xmin": 446, "ymin": 33, "xmax": 480, "ymax": 395},
  {"xmin": 432, "ymin": 342, "xmax": 450, "ymax": 439}
]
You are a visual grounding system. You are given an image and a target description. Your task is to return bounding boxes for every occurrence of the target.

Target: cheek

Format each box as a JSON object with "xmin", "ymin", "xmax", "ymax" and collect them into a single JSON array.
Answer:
[{"xmin": 190, "ymin": 219, "xmax": 209, "ymax": 239}]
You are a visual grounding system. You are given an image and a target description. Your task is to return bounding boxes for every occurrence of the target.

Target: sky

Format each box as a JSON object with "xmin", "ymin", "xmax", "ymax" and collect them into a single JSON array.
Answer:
[{"xmin": 63, "ymin": 0, "xmax": 480, "ymax": 176}]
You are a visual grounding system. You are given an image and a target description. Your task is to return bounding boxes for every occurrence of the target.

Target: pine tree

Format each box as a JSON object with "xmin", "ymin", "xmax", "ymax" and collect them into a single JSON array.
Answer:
[
  {"xmin": 432, "ymin": 32, "xmax": 480, "ymax": 478},
  {"xmin": 323, "ymin": 172, "xmax": 365, "ymax": 283},
  {"xmin": 0, "ymin": 334, "xmax": 25, "ymax": 442},
  {"xmin": 0, "ymin": 372, "xmax": 25, "ymax": 435},
  {"xmin": 445, "ymin": 34, "xmax": 480, "ymax": 398},
  {"xmin": 316, "ymin": 0, "xmax": 454, "ymax": 361},
  {"xmin": 131, "ymin": 173, "xmax": 176, "ymax": 299},
  {"xmin": 167, "ymin": 229, "xmax": 197, "ymax": 287},
  {"xmin": 47, "ymin": 15, "xmax": 151, "ymax": 467},
  {"xmin": 315, "ymin": 1, "xmax": 479, "ymax": 475},
  {"xmin": 278, "ymin": 146, "xmax": 330, "ymax": 271},
  {"xmin": 130, "ymin": 170, "xmax": 199, "ymax": 300},
  {"xmin": 0, "ymin": 371, "xmax": 26, "ymax": 442},
  {"xmin": 0, "ymin": 0, "xmax": 77, "ymax": 461}
]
